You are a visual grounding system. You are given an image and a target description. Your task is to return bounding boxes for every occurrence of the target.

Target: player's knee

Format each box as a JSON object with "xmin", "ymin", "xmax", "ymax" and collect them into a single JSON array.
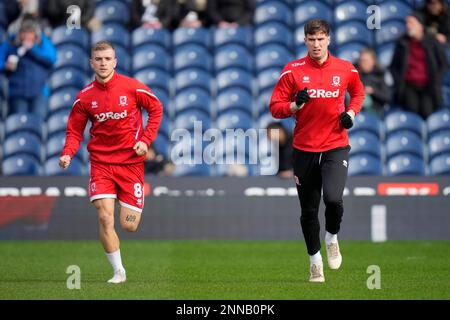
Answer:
[
  {"xmin": 98, "ymin": 212, "xmax": 114, "ymax": 229},
  {"xmin": 323, "ymin": 197, "xmax": 343, "ymax": 208}
]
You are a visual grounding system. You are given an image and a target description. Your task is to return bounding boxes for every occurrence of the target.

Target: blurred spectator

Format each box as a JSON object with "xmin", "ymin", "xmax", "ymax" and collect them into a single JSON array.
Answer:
[
  {"xmin": 266, "ymin": 122, "xmax": 293, "ymax": 178},
  {"xmin": 420, "ymin": 0, "xmax": 450, "ymax": 45},
  {"xmin": 44, "ymin": 0, "xmax": 101, "ymax": 32},
  {"xmin": 0, "ymin": 0, "xmax": 21, "ymax": 31},
  {"xmin": 390, "ymin": 12, "xmax": 448, "ymax": 119},
  {"xmin": 7, "ymin": 0, "xmax": 49, "ymax": 35},
  {"xmin": 0, "ymin": 18, "xmax": 56, "ymax": 118},
  {"xmin": 207, "ymin": 0, "xmax": 256, "ymax": 28},
  {"xmin": 144, "ymin": 144, "xmax": 175, "ymax": 175},
  {"xmin": 227, "ymin": 164, "xmax": 249, "ymax": 177},
  {"xmin": 131, "ymin": 0, "xmax": 207, "ymax": 31},
  {"xmin": 356, "ymin": 48, "xmax": 391, "ymax": 116}
]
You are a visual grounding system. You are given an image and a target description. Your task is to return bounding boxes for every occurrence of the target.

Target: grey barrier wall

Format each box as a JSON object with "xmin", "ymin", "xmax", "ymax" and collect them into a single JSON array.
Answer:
[{"xmin": 0, "ymin": 176, "xmax": 449, "ymax": 240}]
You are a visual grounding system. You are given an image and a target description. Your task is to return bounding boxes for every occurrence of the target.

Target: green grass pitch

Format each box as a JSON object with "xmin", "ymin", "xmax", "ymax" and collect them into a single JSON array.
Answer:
[{"xmin": 0, "ymin": 240, "xmax": 449, "ymax": 299}]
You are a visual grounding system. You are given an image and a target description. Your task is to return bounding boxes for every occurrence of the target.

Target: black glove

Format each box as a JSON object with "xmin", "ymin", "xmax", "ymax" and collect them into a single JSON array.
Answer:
[
  {"xmin": 340, "ymin": 112, "xmax": 353, "ymax": 129},
  {"xmin": 295, "ymin": 87, "xmax": 310, "ymax": 107}
]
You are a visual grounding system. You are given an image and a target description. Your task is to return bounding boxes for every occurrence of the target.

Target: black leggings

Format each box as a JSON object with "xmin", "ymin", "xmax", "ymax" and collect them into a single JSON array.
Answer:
[{"xmin": 292, "ymin": 146, "xmax": 350, "ymax": 255}]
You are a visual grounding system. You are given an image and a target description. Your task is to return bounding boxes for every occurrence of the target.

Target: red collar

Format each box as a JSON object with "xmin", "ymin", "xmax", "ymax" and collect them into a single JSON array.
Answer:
[
  {"xmin": 93, "ymin": 71, "xmax": 119, "ymax": 90},
  {"xmin": 306, "ymin": 52, "xmax": 332, "ymax": 68}
]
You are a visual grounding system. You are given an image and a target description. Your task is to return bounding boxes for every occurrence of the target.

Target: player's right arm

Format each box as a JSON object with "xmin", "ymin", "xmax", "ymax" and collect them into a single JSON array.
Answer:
[
  {"xmin": 59, "ymin": 97, "xmax": 88, "ymax": 169},
  {"xmin": 269, "ymin": 65, "xmax": 299, "ymax": 119}
]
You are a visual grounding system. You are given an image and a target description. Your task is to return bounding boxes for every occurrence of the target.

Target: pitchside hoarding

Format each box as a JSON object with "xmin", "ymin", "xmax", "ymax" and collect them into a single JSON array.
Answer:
[{"xmin": 0, "ymin": 176, "xmax": 449, "ymax": 240}]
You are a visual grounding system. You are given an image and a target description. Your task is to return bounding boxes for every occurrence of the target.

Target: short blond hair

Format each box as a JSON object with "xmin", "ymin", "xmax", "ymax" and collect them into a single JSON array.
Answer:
[{"xmin": 91, "ymin": 41, "xmax": 115, "ymax": 57}]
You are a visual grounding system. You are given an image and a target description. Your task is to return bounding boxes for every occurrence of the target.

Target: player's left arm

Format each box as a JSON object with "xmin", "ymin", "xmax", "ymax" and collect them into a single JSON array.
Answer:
[
  {"xmin": 345, "ymin": 65, "xmax": 365, "ymax": 119},
  {"xmin": 134, "ymin": 84, "xmax": 163, "ymax": 155}
]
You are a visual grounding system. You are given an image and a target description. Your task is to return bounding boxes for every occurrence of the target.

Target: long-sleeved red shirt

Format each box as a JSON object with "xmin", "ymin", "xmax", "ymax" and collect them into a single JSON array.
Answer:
[
  {"xmin": 270, "ymin": 53, "xmax": 365, "ymax": 152},
  {"xmin": 61, "ymin": 72, "xmax": 163, "ymax": 164}
]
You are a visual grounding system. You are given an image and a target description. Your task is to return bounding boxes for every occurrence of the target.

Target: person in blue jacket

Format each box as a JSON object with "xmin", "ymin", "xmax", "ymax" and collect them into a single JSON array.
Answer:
[{"xmin": 0, "ymin": 18, "xmax": 56, "ymax": 119}]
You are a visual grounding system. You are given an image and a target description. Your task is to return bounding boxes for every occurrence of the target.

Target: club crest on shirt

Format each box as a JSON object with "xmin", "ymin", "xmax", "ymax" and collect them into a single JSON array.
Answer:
[
  {"xmin": 332, "ymin": 76, "xmax": 341, "ymax": 87},
  {"xmin": 119, "ymin": 96, "xmax": 128, "ymax": 107}
]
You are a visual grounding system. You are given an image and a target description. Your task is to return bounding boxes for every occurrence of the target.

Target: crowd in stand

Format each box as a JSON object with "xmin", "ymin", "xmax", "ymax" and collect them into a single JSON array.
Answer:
[{"xmin": 0, "ymin": 0, "xmax": 449, "ymax": 177}]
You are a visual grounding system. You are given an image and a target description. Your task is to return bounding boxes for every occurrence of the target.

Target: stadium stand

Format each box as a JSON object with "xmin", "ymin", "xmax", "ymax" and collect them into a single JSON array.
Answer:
[{"xmin": 1, "ymin": 0, "xmax": 450, "ymax": 177}]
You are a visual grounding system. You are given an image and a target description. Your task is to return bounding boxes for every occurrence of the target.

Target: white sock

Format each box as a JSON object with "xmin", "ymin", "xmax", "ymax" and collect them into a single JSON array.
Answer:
[
  {"xmin": 106, "ymin": 249, "xmax": 124, "ymax": 273},
  {"xmin": 325, "ymin": 231, "xmax": 338, "ymax": 245},
  {"xmin": 309, "ymin": 251, "xmax": 322, "ymax": 264}
]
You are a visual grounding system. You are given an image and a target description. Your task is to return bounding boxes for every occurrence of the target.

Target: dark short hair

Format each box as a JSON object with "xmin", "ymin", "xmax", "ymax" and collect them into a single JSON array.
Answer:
[
  {"xmin": 304, "ymin": 19, "xmax": 330, "ymax": 36},
  {"xmin": 91, "ymin": 41, "xmax": 115, "ymax": 57}
]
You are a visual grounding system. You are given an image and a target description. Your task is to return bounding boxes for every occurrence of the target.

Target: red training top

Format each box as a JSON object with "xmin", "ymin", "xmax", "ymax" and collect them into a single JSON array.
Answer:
[
  {"xmin": 270, "ymin": 53, "xmax": 365, "ymax": 152},
  {"xmin": 61, "ymin": 72, "xmax": 163, "ymax": 164}
]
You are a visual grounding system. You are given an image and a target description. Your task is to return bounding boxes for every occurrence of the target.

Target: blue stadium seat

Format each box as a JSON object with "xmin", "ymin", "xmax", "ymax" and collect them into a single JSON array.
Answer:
[
  {"xmin": 173, "ymin": 110, "xmax": 211, "ymax": 132},
  {"xmin": 386, "ymin": 154, "xmax": 425, "ymax": 176},
  {"xmin": 114, "ymin": 45, "xmax": 131, "ymax": 74},
  {"xmin": 256, "ymin": 89, "xmax": 273, "ymax": 116},
  {"xmin": 48, "ymin": 88, "xmax": 79, "ymax": 116},
  {"xmin": 95, "ymin": 0, "xmax": 130, "ymax": 25},
  {"xmin": 174, "ymin": 68, "xmax": 212, "ymax": 94},
  {"xmin": 216, "ymin": 110, "xmax": 253, "ymax": 131},
  {"xmin": 142, "ymin": 107, "xmax": 170, "ymax": 137},
  {"xmin": 2, "ymin": 154, "xmax": 42, "ymax": 176},
  {"xmin": 216, "ymin": 88, "xmax": 253, "ymax": 116},
  {"xmin": 133, "ymin": 68, "xmax": 170, "ymax": 95},
  {"xmin": 254, "ymin": 22, "xmax": 293, "ymax": 50},
  {"xmin": 258, "ymin": 112, "xmax": 296, "ymax": 133},
  {"xmin": 55, "ymin": 44, "xmax": 90, "ymax": 72},
  {"xmin": 294, "ymin": 1, "xmax": 333, "ymax": 27},
  {"xmin": 349, "ymin": 132, "xmax": 381, "ymax": 158},
  {"xmin": 44, "ymin": 156, "xmax": 85, "ymax": 176},
  {"xmin": 375, "ymin": 20, "xmax": 406, "ymax": 45},
  {"xmin": 376, "ymin": 42, "xmax": 396, "ymax": 68},
  {"xmin": 348, "ymin": 112, "xmax": 382, "ymax": 139},
  {"xmin": 213, "ymin": 26, "xmax": 253, "ymax": 49},
  {"xmin": 132, "ymin": 45, "xmax": 170, "ymax": 72},
  {"xmin": 3, "ymin": 132, "xmax": 42, "ymax": 161},
  {"xmin": 335, "ymin": 42, "xmax": 366, "ymax": 63},
  {"xmin": 52, "ymin": 26, "xmax": 89, "ymax": 48},
  {"xmin": 254, "ymin": 1, "xmax": 293, "ymax": 27},
  {"xmin": 257, "ymin": 68, "xmax": 281, "ymax": 93},
  {"xmin": 255, "ymin": 45, "xmax": 293, "ymax": 72},
  {"xmin": 47, "ymin": 109, "xmax": 71, "ymax": 139},
  {"xmin": 151, "ymin": 135, "xmax": 170, "ymax": 159},
  {"xmin": 335, "ymin": 1, "xmax": 369, "ymax": 24},
  {"xmin": 428, "ymin": 133, "xmax": 450, "ymax": 161},
  {"xmin": 385, "ymin": 131, "xmax": 424, "ymax": 161},
  {"xmin": 91, "ymin": 23, "xmax": 130, "ymax": 50},
  {"xmin": 429, "ymin": 153, "xmax": 450, "ymax": 175},
  {"xmin": 295, "ymin": 44, "xmax": 308, "ymax": 58},
  {"xmin": 46, "ymin": 132, "xmax": 87, "ymax": 163},
  {"xmin": 172, "ymin": 163, "xmax": 211, "ymax": 177},
  {"xmin": 174, "ymin": 88, "xmax": 211, "ymax": 115},
  {"xmin": 173, "ymin": 44, "xmax": 212, "ymax": 72},
  {"xmin": 49, "ymin": 67, "xmax": 88, "ymax": 92},
  {"xmin": 384, "ymin": 111, "xmax": 425, "ymax": 139},
  {"xmin": 216, "ymin": 68, "xmax": 253, "ymax": 95},
  {"xmin": 427, "ymin": 109, "xmax": 450, "ymax": 139},
  {"xmin": 379, "ymin": 0, "xmax": 412, "ymax": 23},
  {"xmin": 4, "ymin": 113, "xmax": 44, "ymax": 139},
  {"xmin": 131, "ymin": 27, "xmax": 171, "ymax": 50},
  {"xmin": 335, "ymin": 21, "xmax": 374, "ymax": 47},
  {"xmin": 173, "ymin": 27, "xmax": 211, "ymax": 49},
  {"xmin": 215, "ymin": 44, "xmax": 253, "ymax": 72},
  {"xmin": 348, "ymin": 154, "xmax": 382, "ymax": 176},
  {"xmin": 149, "ymin": 88, "xmax": 170, "ymax": 116}
]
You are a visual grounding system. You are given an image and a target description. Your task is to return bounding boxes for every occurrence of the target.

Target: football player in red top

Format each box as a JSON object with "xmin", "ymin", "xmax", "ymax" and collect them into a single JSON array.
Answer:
[
  {"xmin": 59, "ymin": 41, "xmax": 163, "ymax": 284},
  {"xmin": 270, "ymin": 19, "xmax": 365, "ymax": 283}
]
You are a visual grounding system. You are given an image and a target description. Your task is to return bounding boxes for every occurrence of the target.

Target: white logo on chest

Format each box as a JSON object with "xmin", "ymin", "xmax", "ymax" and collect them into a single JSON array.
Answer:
[
  {"xmin": 91, "ymin": 101, "xmax": 98, "ymax": 108},
  {"xmin": 119, "ymin": 96, "xmax": 128, "ymax": 107},
  {"xmin": 332, "ymin": 76, "xmax": 341, "ymax": 87}
]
